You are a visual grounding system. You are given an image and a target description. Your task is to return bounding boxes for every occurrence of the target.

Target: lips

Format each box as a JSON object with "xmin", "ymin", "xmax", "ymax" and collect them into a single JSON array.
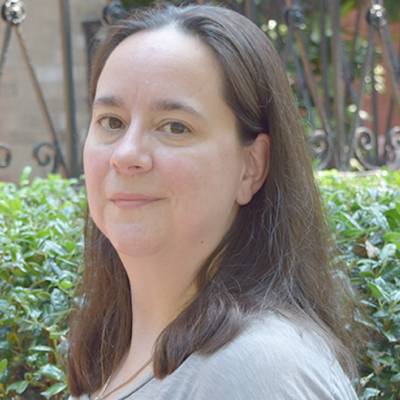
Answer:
[{"xmin": 109, "ymin": 193, "xmax": 163, "ymax": 209}]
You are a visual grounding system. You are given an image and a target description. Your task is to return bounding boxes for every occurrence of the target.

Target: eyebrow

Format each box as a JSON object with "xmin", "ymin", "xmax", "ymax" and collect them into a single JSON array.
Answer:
[
  {"xmin": 151, "ymin": 99, "xmax": 206, "ymax": 121},
  {"xmin": 93, "ymin": 95, "xmax": 124, "ymax": 108},
  {"xmin": 93, "ymin": 96, "xmax": 206, "ymax": 121}
]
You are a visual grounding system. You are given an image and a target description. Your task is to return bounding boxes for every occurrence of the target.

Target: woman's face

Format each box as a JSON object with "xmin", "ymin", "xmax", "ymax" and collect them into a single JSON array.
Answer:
[{"xmin": 84, "ymin": 26, "xmax": 250, "ymax": 259}]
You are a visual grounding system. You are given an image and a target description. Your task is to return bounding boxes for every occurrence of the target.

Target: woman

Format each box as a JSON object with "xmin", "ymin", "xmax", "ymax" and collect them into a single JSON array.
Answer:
[{"xmin": 68, "ymin": 3, "xmax": 359, "ymax": 399}]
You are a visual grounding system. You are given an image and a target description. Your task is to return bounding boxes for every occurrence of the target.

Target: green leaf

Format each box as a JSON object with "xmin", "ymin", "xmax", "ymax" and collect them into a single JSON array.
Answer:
[
  {"xmin": 339, "ymin": 211, "xmax": 363, "ymax": 230},
  {"xmin": 384, "ymin": 231, "xmax": 400, "ymax": 250},
  {"xmin": 382, "ymin": 330, "xmax": 398, "ymax": 343},
  {"xmin": 39, "ymin": 364, "xmax": 65, "ymax": 381},
  {"xmin": 391, "ymin": 372, "xmax": 400, "ymax": 383},
  {"xmin": 0, "ymin": 359, "xmax": 7, "ymax": 374},
  {"xmin": 6, "ymin": 380, "xmax": 28, "ymax": 394},
  {"xmin": 42, "ymin": 240, "xmax": 66, "ymax": 256},
  {"xmin": 379, "ymin": 243, "xmax": 397, "ymax": 263},
  {"xmin": 19, "ymin": 166, "xmax": 32, "ymax": 187},
  {"xmin": 50, "ymin": 288, "xmax": 67, "ymax": 311},
  {"xmin": 59, "ymin": 279, "xmax": 73, "ymax": 290},
  {"xmin": 384, "ymin": 206, "xmax": 400, "ymax": 230},
  {"xmin": 367, "ymin": 282, "xmax": 385, "ymax": 301},
  {"xmin": 391, "ymin": 290, "xmax": 400, "ymax": 303},
  {"xmin": 30, "ymin": 345, "xmax": 52, "ymax": 352},
  {"xmin": 40, "ymin": 382, "xmax": 67, "ymax": 399}
]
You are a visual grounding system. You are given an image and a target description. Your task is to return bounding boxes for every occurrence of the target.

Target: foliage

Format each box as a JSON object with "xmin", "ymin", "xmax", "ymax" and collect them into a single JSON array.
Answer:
[
  {"xmin": 0, "ymin": 168, "xmax": 85, "ymax": 399},
  {"xmin": 0, "ymin": 168, "xmax": 399, "ymax": 399},
  {"xmin": 317, "ymin": 169, "xmax": 400, "ymax": 400}
]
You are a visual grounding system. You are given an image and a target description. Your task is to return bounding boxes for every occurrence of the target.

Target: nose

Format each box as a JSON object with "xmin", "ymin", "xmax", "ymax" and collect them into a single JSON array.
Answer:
[{"xmin": 109, "ymin": 123, "xmax": 153, "ymax": 175}]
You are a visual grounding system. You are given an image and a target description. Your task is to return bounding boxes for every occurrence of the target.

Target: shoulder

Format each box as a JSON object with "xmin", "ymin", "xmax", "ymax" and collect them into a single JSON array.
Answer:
[
  {"xmin": 188, "ymin": 311, "xmax": 358, "ymax": 400},
  {"xmin": 195, "ymin": 311, "xmax": 334, "ymax": 374}
]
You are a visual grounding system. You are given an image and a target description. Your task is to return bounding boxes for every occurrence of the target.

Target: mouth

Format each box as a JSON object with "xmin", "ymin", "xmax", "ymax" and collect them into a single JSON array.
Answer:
[
  {"xmin": 109, "ymin": 192, "xmax": 164, "ymax": 209},
  {"xmin": 111, "ymin": 198, "xmax": 161, "ymax": 209}
]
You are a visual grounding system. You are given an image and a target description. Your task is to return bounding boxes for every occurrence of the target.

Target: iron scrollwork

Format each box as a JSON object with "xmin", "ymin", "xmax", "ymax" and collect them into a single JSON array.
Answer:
[
  {"xmin": 309, "ymin": 129, "xmax": 334, "ymax": 170},
  {"xmin": 0, "ymin": 0, "xmax": 69, "ymax": 177},
  {"xmin": 385, "ymin": 127, "xmax": 400, "ymax": 167},
  {"xmin": 0, "ymin": 0, "xmax": 399, "ymax": 176},
  {"xmin": 353, "ymin": 126, "xmax": 378, "ymax": 170},
  {"xmin": 353, "ymin": 125, "xmax": 400, "ymax": 170},
  {"xmin": 32, "ymin": 142, "xmax": 60, "ymax": 173}
]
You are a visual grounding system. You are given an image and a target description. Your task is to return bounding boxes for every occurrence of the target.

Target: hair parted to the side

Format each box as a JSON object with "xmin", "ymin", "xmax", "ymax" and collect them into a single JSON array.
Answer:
[{"xmin": 67, "ymin": 3, "xmax": 358, "ymax": 396}]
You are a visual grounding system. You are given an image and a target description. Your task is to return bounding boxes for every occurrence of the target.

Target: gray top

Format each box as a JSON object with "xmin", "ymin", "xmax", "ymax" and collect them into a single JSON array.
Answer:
[{"xmin": 69, "ymin": 312, "xmax": 358, "ymax": 400}]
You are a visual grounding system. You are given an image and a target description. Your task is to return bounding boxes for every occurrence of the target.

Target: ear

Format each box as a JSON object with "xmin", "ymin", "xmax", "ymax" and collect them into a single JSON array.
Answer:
[{"xmin": 236, "ymin": 133, "xmax": 270, "ymax": 206}]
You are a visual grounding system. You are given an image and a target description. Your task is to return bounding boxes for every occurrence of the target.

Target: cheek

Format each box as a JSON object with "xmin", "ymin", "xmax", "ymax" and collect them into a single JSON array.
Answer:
[
  {"xmin": 83, "ymin": 139, "xmax": 110, "ymax": 217},
  {"xmin": 159, "ymin": 144, "xmax": 240, "ymax": 215},
  {"xmin": 158, "ymin": 145, "xmax": 241, "ymax": 249},
  {"xmin": 160, "ymin": 150, "xmax": 214, "ymax": 198}
]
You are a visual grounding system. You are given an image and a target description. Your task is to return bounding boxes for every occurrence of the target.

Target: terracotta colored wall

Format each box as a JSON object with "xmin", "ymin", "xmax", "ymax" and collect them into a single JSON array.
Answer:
[
  {"xmin": 0, "ymin": 0, "xmax": 105, "ymax": 182},
  {"xmin": 342, "ymin": 7, "xmax": 400, "ymax": 139}
]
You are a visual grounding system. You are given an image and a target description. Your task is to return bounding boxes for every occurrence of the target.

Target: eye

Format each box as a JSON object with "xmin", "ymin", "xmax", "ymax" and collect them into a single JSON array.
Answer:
[
  {"xmin": 160, "ymin": 121, "xmax": 191, "ymax": 135},
  {"xmin": 98, "ymin": 116, "xmax": 125, "ymax": 132}
]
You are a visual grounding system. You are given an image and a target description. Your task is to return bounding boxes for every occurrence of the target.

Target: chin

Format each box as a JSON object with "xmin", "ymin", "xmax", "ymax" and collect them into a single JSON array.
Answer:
[{"xmin": 108, "ymin": 234, "xmax": 164, "ymax": 258}]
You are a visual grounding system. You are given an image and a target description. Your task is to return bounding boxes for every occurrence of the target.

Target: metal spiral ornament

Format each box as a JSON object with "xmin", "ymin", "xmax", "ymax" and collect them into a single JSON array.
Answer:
[
  {"xmin": 1, "ymin": 0, "xmax": 26, "ymax": 25},
  {"xmin": 385, "ymin": 126, "xmax": 400, "ymax": 166},
  {"xmin": 309, "ymin": 128, "xmax": 334, "ymax": 170},
  {"xmin": 32, "ymin": 142, "xmax": 59, "ymax": 173},
  {"xmin": 354, "ymin": 126, "xmax": 378, "ymax": 169}
]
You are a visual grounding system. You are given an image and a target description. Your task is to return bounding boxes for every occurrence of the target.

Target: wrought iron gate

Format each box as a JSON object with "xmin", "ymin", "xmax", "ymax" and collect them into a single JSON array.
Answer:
[{"xmin": 0, "ymin": 0, "xmax": 399, "ymax": 179}]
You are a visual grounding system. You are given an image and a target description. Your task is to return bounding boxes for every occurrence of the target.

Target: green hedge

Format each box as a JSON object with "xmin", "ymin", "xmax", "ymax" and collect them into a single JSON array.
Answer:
[
  {"xmin": 0, "ymin": 167, "xmax": 399, "ymax": 399},
  {"xmin": 0, "ymin": 168, "xmax": 85, "ymax": 399},
  {"xmin": 317, "ymin": 170, "xmax": 400, "ymax": 399}
]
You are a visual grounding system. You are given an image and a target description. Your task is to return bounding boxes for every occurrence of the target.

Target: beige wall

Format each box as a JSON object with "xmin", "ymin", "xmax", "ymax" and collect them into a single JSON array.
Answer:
[{"xmin": 0, "ymin": 0, "xmax": 105, "ymax": 182}]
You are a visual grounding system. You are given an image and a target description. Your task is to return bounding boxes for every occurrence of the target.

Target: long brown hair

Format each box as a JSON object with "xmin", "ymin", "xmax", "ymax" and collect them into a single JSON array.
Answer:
[{"xmin": 67, "ymin": 4, "xmax": 358, "ymax": 396}]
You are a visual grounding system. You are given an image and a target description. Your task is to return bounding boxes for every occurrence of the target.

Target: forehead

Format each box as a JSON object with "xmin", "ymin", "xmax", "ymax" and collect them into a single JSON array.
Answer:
[{"xmin": 96, "ymin": 26, "xmax": 226, "ymax": 105}]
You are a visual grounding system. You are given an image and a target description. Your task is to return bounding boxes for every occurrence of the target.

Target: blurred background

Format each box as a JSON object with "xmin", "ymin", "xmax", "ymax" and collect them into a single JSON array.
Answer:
[{"xmin": 0, "ymin": 0, "xmax": 399, "ymax": 182}]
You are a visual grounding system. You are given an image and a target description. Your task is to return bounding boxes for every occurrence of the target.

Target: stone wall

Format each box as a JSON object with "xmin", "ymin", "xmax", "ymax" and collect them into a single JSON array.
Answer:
[{"xmin": 0, "ymin": 0, "xmax": 104, "ymax": 182}]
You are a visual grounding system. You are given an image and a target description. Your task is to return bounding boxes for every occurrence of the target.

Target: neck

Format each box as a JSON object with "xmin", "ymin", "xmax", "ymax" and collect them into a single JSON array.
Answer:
[{"xmin": 118, "ymin": 246, "xmax": 203, "ymax": 364}]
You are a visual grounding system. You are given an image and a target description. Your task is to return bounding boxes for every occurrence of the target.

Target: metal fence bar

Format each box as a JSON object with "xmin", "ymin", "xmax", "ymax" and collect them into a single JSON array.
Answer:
[
  {"xmin": 320, "ymin": 0, "xmax": 331, "ymax": 121},
  {"xmin": 379, "ymin": 26, "xmax": 400, "ymax": 110},
  {"xmin": 347, "ymin": 22, "xmax": 376, "ymax": 167},
  {"xmin": 14, "ymin": 25, "xmax": 69, "ymax": 176},
  {"xmin": 0, "ymin": 22, "xmax": 11, "ymax": 89},
  {"xmin": 59, "ymin": 0, "xmax": 80, "ymax": 177},
  {"xmin": 371, "ymin": 50, "xmax": 380, "ymax": 163},
  {"xmin": 330, "ymin": 0, "xmax": 346, "ymax": 169}
]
